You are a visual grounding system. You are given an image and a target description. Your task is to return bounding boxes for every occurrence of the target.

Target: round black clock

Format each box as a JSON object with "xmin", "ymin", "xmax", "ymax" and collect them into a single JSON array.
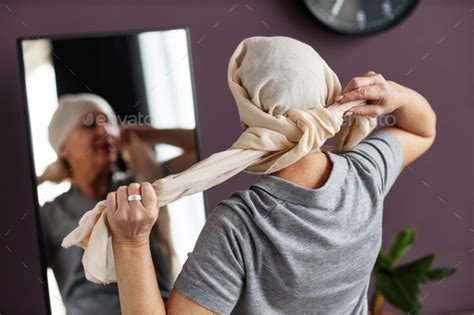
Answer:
[{"xmin": 303, "ymin": 0, "xmax": 418, "ymax": 35}]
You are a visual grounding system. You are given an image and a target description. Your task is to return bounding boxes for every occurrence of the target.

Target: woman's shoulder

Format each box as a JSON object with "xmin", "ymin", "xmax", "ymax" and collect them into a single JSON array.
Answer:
[
  {"xmin": 40, "ymin": 189, "xmax": 83, "ymax": 241},
  {"xmin": 210, "ymin": 194, "xmax": 250, "ymax": 224},
  {"xmin": 40, "ymin": 186, "xmax": 74, "ymax": 214},
  {"xmin": 205, "ymin": 190, "xmax": 255, "ymax": 230},
  {"xmin": 210, "ymin": 184, "xmax": 280, "ymax": 230}
]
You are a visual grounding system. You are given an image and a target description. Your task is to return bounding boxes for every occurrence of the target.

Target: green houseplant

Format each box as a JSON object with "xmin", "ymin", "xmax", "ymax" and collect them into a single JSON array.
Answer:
[{"xmin": 371, "ymin": 228, "xmax": 457, "ymax": 315}]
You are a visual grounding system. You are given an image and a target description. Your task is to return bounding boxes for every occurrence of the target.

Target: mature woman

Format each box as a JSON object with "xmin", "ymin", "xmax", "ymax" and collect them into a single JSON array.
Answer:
[
  {"xmin": 39, "ymin": 93, "xmax": 196, "ymax": 314},
  {"xmin": 103, "ymin": 37, "xmax": 436, "ymax": 314}
]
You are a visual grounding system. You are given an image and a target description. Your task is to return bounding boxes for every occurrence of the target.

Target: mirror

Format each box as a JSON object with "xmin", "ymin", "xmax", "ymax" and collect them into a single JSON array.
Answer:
[{"xmin": 19, "ymin": 28, "xmax": 206, "ymax": 314}]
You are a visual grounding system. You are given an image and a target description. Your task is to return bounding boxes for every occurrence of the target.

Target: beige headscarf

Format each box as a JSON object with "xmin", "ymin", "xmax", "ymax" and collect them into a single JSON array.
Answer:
[
  {"xmin": 62, "ymin": 36, "xmax": 377, "ymax": 284},
  {"xmin": 39, "ymin": 93, "xmax": 167, "ymax": 188},
  {"xmin": 37, "ymin": 93, "xmax": 119, "ymax": 184}
]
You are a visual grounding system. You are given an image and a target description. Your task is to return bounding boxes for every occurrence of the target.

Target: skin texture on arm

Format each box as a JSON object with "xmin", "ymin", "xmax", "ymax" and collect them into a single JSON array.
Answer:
[
  {"xmin": 384, "ymin": 82, "xmax": 436, "ymax": 172},
  {"xmin": 336, "ymin": 71, "xmax": 437, "ymax": 174},
  {"xmin": 165, "ymin": 150, "xmax": 198, "ymax": 174},
  {"xmin": 112, "ymin": 241, "xmax": 165, "ymax": 315},
  {"xmin": 121, "ymin": 125, "xmax": 198, "ymax": 173},
  {"xmin": 107, "ymin": 183, "xmax": 215, "ymax": 315},
  {"xmin": 121, "ymin": 126, "xmax": 196, "ymax": 150},
  {"xmin": 112, "ymin": 241, "xmax": 214, "ymax": 315}
]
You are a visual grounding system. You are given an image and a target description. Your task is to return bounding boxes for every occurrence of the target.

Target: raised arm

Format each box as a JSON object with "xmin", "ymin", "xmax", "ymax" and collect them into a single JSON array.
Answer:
[
  {"xmin": 121, "ymin": 125, "xmax": 196, "ymax": 151},
  {"xmin": 336, "ymin": 71, "xmax": 437, "ymax": 173},
  {"xmin": 121, "ymin": 125, "xmax": 198, "ymax": 173}
]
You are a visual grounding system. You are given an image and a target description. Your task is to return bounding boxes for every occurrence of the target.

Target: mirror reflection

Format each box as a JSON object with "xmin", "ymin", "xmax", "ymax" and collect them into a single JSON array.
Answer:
[{"xmin": 20, "ymin": 28, "xmax": 205, "ymax": 315}]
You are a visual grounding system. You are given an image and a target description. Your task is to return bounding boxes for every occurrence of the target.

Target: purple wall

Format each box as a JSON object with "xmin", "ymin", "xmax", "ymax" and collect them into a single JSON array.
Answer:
[{"xmin": 0, "ymin": 1, "xmax": 471, "ymax": 313}]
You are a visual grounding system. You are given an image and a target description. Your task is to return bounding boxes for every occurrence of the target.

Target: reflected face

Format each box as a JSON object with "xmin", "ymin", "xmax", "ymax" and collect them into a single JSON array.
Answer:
[{"xmin": 59, "ymin": 111, "xmax": 119, "ymax": 174}]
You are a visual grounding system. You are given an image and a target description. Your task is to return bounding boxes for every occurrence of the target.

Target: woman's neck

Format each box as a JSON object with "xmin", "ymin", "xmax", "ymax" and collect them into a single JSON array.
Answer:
[
  {"xmin": 71, "ymin": 168, "xmax": 111, "ymax": 199},
  {"xmin": 272, "ymin": 150, "xmax": 332, "ymax": 190}
]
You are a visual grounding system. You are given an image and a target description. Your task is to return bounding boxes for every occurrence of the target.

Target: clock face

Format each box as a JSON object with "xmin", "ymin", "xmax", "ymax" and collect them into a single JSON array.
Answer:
[{"xmin": 303, "ymin": 0, "xmax": 418, "ymax": 35}]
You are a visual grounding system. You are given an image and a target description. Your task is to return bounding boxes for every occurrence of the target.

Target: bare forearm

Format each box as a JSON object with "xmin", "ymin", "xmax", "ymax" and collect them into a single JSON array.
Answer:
[
  {"xmin": 135, "ymin": 127, "xmax": 196, "ymax": 150},
  {"xmin": 112, "ymin": 241, "xmax": 166, "ymax": 315},
  {"xmin": 390, "ymin": 81, "xmax": 437, "ymax": 138},
  {"xmin": 167, "ymin": 150, "xmax": 198, "ymax": 173}
]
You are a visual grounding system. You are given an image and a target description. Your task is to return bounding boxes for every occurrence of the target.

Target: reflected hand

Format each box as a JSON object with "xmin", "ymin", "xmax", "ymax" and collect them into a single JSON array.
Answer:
[
  {"xmin": 119, "ymin": 124, "xmax": 138, "ymax": 146},
  {"xmin": 336, "ymin": 71, "xmax": 403, "ymax": 117},
  {"xmin": 106, "ymin": 182, "xmax": 159, "ymax": 246}
]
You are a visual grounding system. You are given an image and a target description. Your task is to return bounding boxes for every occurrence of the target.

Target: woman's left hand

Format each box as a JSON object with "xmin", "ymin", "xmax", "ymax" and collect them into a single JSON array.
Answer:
[
  {"xmin": 336, "ymin": 71, "xmax": 403, "ymax": 117},
  {"xmin": 106, "ymin": 182, "xmax": 159, "ymax": 246},
  {"xmin": 119, "ymin": 124, "xmax": 138, "ymax": 146}
]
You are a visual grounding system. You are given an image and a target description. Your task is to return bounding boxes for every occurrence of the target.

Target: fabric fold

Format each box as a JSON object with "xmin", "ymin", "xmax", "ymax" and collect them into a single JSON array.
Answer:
[{"xmin": 62, "ymin": 36, "xmax": 377, "ymax": 284}]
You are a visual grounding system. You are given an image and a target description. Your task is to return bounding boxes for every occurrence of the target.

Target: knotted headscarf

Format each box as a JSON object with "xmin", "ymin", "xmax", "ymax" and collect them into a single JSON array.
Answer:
[{"xmin": 62, "ymin": 36, "xmax": 377, "ymax": 284}]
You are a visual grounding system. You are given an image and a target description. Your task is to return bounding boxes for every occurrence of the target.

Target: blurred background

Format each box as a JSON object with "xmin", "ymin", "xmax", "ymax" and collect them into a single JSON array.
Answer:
[{"xmin": 0, "ymin": 0, "xmax": 472, "ymax": 314}]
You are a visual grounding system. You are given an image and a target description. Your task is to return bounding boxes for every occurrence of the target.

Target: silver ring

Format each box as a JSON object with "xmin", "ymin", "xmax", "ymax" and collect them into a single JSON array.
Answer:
[{"xmin": 127, "ymin": 194, "xmax": 142, "ymax": 201}]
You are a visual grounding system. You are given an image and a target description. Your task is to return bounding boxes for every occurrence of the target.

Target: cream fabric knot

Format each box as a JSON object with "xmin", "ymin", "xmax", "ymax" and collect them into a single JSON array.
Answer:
[{"xmin": 62, "ymin": 36, "xmax": 377, "ymax": 284}]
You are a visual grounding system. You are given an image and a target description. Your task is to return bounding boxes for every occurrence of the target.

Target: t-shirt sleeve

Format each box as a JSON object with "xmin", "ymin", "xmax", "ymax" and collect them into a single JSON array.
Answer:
[
  {"xmin": 173, "ymin": 204, "xmax": 246, "ymax": 314},
  {"xmin": 343, "ymin": 128, "xmax": 404, "ymax": 197}
]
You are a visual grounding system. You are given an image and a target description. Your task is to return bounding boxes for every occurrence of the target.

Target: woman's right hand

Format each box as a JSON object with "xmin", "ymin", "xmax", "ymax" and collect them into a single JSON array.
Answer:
[
  {"xmin": 335, "ymin": 71, "xmax": 406, "ymax": 117},
  {"xmin": 106, "ymin": 182, "xmax": 159, "ymax": 247}
]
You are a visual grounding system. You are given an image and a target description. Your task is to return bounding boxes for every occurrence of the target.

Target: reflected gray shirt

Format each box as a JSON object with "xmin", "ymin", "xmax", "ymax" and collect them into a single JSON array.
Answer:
[
  {"xmin": 39, "ymin": 171, "xmax": 171, "ymax": 315},
  {"xmin": 174, "ymin": 129, "xmax": 403, "ymax": 314}
]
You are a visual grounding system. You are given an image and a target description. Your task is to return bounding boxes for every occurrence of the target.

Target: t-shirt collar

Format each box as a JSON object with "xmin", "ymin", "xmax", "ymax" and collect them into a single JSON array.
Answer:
[{"xmin": 252, "ymin": 151, "xmax": 347, "ymax": 207}]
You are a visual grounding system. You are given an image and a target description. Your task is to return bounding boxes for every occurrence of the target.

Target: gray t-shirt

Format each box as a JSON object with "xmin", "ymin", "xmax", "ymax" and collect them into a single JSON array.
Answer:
[
  {"xmin": 40, "ymin": 171, "xmax": 171, "ymax": 315},
  {"xmin": 174, "ymin": 129, "xmax": 403, "ymax": 314}
]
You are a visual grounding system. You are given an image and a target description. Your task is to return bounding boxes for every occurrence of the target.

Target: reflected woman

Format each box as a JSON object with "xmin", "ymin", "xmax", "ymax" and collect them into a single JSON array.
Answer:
[{"xmin": 38, "ymin": 93, "xmax": 195, "ymax": 314}]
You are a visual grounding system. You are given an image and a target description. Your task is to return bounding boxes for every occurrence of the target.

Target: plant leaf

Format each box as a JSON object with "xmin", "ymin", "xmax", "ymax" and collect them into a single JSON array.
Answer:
[
  {"xmin": 394, "ymin": 255, "xmax": 435, "ymax": 278},
  {"xmin": 375, "ymin": 248, "xmax": 391, "ymax": 270},
  {"xmin": 421, "ymin": 267, "xmax": 457, "ymax": 283},
  {"xmin": 386, "ymin": 228, "xmax": 416, "ymax": 267},
  {"xmin": 375, "ymin": 270, "xmax": 421, "ymax": 313}
]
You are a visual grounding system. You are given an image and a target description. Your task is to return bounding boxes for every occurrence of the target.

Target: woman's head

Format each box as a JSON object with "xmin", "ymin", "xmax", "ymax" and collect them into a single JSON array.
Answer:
[
  {"xmin": 227, "ymin": 36, "xmax": 377, "ymax": 173},
  {"xmin": 146, "ymin": 36, "xmax": 376, "ymax": 209},
  {"xmin": 48, "ymin": 93, "xmax": 120, "ymax": 177},
  {"xmin": 229, "ymin": 36, "xmax": 341, "ymax": 118}
]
